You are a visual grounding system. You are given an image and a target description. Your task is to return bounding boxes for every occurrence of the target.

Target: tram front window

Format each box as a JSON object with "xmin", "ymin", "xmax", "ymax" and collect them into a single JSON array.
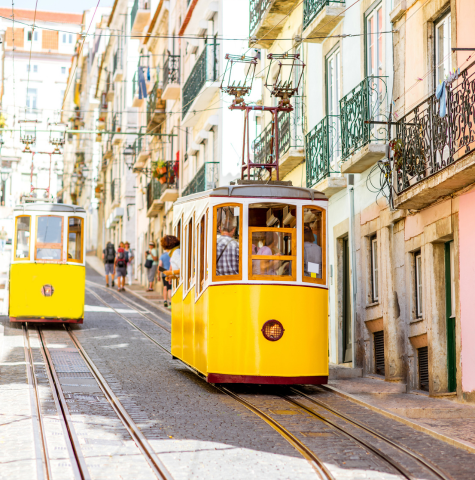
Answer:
[
  {"xmin": 36, "ymin": 216, "xmax": 63, "ymax": 260},
  {"xmin": 302, "ymin": 206, "xmax": 325, "ymax": 283},
  {"xmin": 68, "ymin": 217, "xmax": 82, "ymax": 261},
  {"xmin": 214, "ymin": 205, "xmax": 241, "ymax": 279},
  {"xmin": 15, "ymin": 216, "xmax": 30, "ymax": 259}
]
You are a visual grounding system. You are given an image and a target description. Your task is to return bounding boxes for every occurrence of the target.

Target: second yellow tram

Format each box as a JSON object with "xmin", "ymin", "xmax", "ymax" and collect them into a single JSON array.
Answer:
[
  {"xmin": 9, "ymin": 202, "xmax": 86, "ymax": 324},
  {"xmin": 171, "ymin": 184, "xmax": 328, "ymax": 384}
]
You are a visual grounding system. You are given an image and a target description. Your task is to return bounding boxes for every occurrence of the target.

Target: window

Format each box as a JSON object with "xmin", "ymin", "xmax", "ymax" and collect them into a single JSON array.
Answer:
[
  {"xmin": 213, "ymin": 204, "xmax": 242, "ymax": 281},
  {"xmin": 15, "ymin": 216, "xmax": 30, "ymax": 260},
  {"xmin": 249, "ymin": 203, "xmax": 296, "ymax": 281},
  {"xmin": 302, "ymin": 206, "xmax": 326, "ymax": 284},
  {"xmin": 196, "ymin": 210, "xmax": 208, "ymax": 295},
  {"xmin": 67, "ymin": 217, "xmax": 83, "ymax": 262},
  {"xmin": 36, "ymin": 216, "xmax": 63, "ymax": 261},
  {"xmin": 326, "ymin": 48, "xmax": 341, "ymax": 162},
  {"xmin": 61, "ymin": 66, "xmax": 66, "ymax": 75},
  {"xmin": 184, "ymin": 217, "xmax": 194, "ymax": 292},
  {"xmin": 27, "ymin": 31, "xmax": 32, "ymax": 42},
  {"xmin": 371, "ymin": 235, "xmax": 379, "ymax": 302},
  {"xmin": 174, "ymin": 217, "xmax": 182, "ymax": 291},
  {"xmin": 62, "ymin": 33, "xmax": 67, "ymax": 43},
  {"xmin": 26, "ymin": 65, "xmax": 30, "ymax": 72},
  {"xmin": 33, "ymin": 65, "xmax": 38, "ymax": 73},
  {"xmin": 415, "ymin": 251, "xmax": 423, "ymax": 318},
  {"xmin": 34, "ymin": 31, "xmax": 38, "ymax": 41},
  {"xmin": 435, "ymin": 13, "xmax": 451, "ymax": 85},
  {"xmin": 366, "ymin": 4, "xmax": 383, "ymax": 77},
  {"xmin": 69, "ymin": 34, "xmax": 73, "ymax": 44},
  {"xmin": 26, "ymin": 88, "xmax": 37, "ymax": 111}
]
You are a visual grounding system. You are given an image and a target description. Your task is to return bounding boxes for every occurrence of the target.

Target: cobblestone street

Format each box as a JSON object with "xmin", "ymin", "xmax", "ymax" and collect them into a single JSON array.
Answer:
[{"xmin": 1, "ymin": 267, "xmax": 475, "ymax": 479}]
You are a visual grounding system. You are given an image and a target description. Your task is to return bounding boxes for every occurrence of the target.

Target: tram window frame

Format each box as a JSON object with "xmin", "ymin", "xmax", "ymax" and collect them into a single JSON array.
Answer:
[
  {"xmin": 302, "ymin": 206, "xmax": 326, "ymax": 285},
  {"xmin": 248, "ymin": 227, "xmax": 296, "ymax": 281},
  {"xmin": 173, "ymin": 217, "xmax": 182, "ymax": 293},
  {"xmin": 212, "ymin": 203, "xmax": 242, "ymax": 282},
  {"xmin": 35, "ymin": 215, "xmax": 64, "ymax": 262},
  {"xmin": 67, "ymin": 217, "xmax": 83, "ymax": 264},
  {"xmin": 14, "ymin": 215, "xmax": 31, "ymax": 261},
  {"xmin": 184, "ymin": 216, "xmax": 194, "ymax": 294},
  {"xmin": 196, "ymin": 209, "xmax": 208, "ymax": 297}
]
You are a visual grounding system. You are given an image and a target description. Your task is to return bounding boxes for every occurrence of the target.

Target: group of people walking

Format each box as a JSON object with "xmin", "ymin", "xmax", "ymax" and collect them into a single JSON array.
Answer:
[{"xmin": 102, "ymin": 235, "xmax": 180, "ymax": 309}]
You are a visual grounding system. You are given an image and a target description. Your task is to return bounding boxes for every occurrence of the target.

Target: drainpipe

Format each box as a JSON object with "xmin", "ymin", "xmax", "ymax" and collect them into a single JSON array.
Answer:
[{"xmin": 348, "ymin": 174, "xmax": 357, "ymax": 367}]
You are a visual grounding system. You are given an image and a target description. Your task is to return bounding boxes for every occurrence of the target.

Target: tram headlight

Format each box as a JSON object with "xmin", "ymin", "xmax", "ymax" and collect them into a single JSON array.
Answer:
[{"xmin": 261, "ymin": 320, "xmax": 284, "ymax": 341}]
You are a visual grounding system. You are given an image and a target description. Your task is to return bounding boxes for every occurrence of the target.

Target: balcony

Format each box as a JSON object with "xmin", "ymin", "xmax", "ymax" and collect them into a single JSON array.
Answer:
[
  {"xmin": 133, "ymin": 128, "xmax": 150, "ymax": 168},
  {"xmin": 252, "ymin": 108, "xmax": 305, "ymax": 179},
  {"xmin": 106, "ymin": 75, "xmax": 114, "ymax": 102},
  {"xmin": 111, "ymin": 178, "xmax": 120, "ymax": 207},
  {"xmin": 182, "ymin": 162, "xmax": 219, "ymax": 197},
  {"xmin": 132, "ymin": 55, "xmax": 150, "ymax": 107},
  {"xmin": 131, "ymin": 0, "xmax": 151, "ymax": 34},
  {"xmin": 393, "ymin": 62, "xmax": 475, "ymax": 210},
  {"xmin": 113, "ymin": 49, "xmax": 123, "ymax": 83},
  {"xmin": 103, "ymin": 139, "xmax": 113, "ymax": 161},
  {"xmin": 146, "ymin": 82, "xmax": 166, "ymax": 132},
  {"xmin": 306, "ymin": 115, "xmax": 346, "ymax": 197},
  {"xmin": 182, "ymin": 43, "xmax": 219, "ymax": 127},
  {"xmin": 249, "ymin": 0, "xmax": 300, "ymax": 49},
  {"xmin": 111, "ymin": 112, "xmax": 123, "ymax": 145},
  {"xmin": 146, "ymin": 161, "xmax": 179, "ymax": 217},
  {"xmin": 340, "ymin": 76, "xmax": 388, "ymax": 174},
  {"xmin": 302, "ymin": 0, "xmax": 345, "ymax": 43},
  {"xmin": 162, "ymin": 54, "xmax": 181, "ymax": 101}
]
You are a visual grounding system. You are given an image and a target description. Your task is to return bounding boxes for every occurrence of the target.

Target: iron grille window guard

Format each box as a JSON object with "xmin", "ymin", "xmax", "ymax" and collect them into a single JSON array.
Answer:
[
  {"xmin": 163, "ymin": 54, "xmax": 180, "ymax": 91},
  {"xmin": 306, "ymin": 115, "xmax": 341, "ymax": 187},
  {"xmin": 340, "ymin": 75, "xmax": 389, "ymax": 161},
  {"xmin": 303, "ymin": 0, "xmax": 345, "ymax": 30},
  {"xmin": 182, "ymin": 43, "xmax": 219, "ymax": 119},
  {"xmin": 249, "ymin": 0, "xmax": 271, "ymax": 36},
  {"xmin": 252, "ymin": 108, "xmax": 305, "ymax": 167},
  {"xmin": 182, "ymin": 162, "xmax": 219, "ymax": 197},
  {"xmin": 393, "ymin": 61, "xmax": 475, "ymax": 193}
]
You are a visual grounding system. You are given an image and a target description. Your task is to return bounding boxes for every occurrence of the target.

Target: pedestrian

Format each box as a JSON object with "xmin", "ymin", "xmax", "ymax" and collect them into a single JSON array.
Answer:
[
  {"xmin": 102, "ymin": 241, "xmax": 116, "ymax": 287},
  {"xmin": 163, "ymin": 236, "xmax": 180, "ymax": 283},
  {"xmin": 125, "ymin": 242, "xmax": 134, "ymax": 286},
  {"xmin": 0, "ymin": 226, "xmax": 7, "ymax": 253},
  {"xmin": 159, "ymin": 236, "xmax": 175, "ymax": 308},
  {"xmin": 115, "ymin": 243, "xmax": 127, "ymax": 292},
  {"xmin": 145, "ymin": 241, "xmax": 158, "ymax": 292}
]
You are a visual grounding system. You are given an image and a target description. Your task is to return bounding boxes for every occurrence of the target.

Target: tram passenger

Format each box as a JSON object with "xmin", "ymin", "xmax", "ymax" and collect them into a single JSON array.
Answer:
[
  {"xmin": 216, "ymin": 210, "xmax": 239, "ymax": 276},
  {"xmin": 163, "ymin": 236, "xmax": 180, "ymax": 284},
  {"xmin": 254, "ymin": 232, "xmax": 280, "ymax": 275},
  {"xmin": 145, "ymin": 242, "xmax": 159, "ymax": 291},
  {"xmin": 102, "ymin": 241, "xmax": 116, "ymax": 288},
  {"xmin": 303, "ymin": 226, "xmax": 322, "ymax": 279}
]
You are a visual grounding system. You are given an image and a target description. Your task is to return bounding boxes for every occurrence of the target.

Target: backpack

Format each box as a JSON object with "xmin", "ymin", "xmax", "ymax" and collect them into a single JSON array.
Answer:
[
  {"xmin": 117, "ymin": 250, "xmax": 126, "ymax": 268},
  {"xmin": 105, "ymin": 244, "xmax": 115, "ymax": 263}
]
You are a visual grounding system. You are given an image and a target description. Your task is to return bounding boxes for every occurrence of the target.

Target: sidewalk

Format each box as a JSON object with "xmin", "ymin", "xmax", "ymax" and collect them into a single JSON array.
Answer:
[
  {"xmin": 86, "ymin": 255, "xmax": 169, "ymax": 314},
  {"xmin": 326, "ymin": 375, "xmax": 475, "ymax": 454}
]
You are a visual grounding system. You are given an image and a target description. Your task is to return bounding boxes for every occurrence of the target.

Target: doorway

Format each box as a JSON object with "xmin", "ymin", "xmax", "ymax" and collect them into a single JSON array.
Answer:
[
  {"xmin": 342, "ymin": 237, "xmax": 352, "ymax": 362},
  {"xmin": 445, "ymin": 241, "xmax": 456, "ymax": 392}
]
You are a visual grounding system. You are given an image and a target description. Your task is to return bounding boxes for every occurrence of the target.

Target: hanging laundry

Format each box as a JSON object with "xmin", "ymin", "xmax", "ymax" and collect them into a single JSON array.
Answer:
[
  {"xmin": 147, "ymin": 66, "xmax": 151, "ymax": 81},
  {"xmin": 435, "ymin": 81, "xmax": 446, "ymax": 117},
  {"xmin": 138, "ymin": 67, "xmax": 147, "ymax": 100}
]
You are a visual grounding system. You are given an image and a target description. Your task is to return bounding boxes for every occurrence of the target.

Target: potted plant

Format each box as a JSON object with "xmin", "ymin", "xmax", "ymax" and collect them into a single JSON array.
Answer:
[{"xmin": 157, "ymin": 159, "xmax": 167, "ymax": 175}]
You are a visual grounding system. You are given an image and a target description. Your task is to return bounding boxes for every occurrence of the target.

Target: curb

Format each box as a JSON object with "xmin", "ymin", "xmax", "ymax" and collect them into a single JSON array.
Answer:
[{"xmin": 322, "ymin": 384, "xmax": 475, "ymax": 455}]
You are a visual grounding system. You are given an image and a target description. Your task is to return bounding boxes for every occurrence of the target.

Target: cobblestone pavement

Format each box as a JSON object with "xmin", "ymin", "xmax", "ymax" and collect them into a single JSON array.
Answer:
[{"xmin": 2, "ymin": 265, "xmax": 475, "ymax": 479}]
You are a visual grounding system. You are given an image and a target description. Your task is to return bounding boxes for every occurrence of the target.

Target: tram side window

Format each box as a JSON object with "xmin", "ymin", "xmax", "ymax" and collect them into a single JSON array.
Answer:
[
  {"xmin": 15, "ymin": 216, "xmax": 31, "ymax": 259},
  {"xmin": 36, "ymin": 216, "xmax": 63, "ymax": 260},
  {"xmin": 196, "ymin": 210, "xmax": 208, "ymax": 295},
  {"xmin": 174, "ymin": 218, "xmax": 182, "ymax": 288},
  {"xmin": 302, "ymin": 206, "xmax": 326, "ymax": 283},
  {"xmin": 185, "ymin": 218, "xmax": 194, "ymax": 291},
  {"xmin": 249, "ymin": 203, "xmax": 296, "ymax": 280},
  {"xmin": 68, "ymin": 217, "xmax": 83, "ymax": 262},
  {"xmin": 214, "ymin": 205, "xmax": 241, "ymax": 280}
]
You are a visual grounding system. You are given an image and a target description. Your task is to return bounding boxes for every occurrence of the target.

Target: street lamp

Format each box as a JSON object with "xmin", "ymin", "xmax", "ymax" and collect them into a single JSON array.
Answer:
[{"xmin": 123, "ymin": 144, "xmax": 135, "ymax": 170}]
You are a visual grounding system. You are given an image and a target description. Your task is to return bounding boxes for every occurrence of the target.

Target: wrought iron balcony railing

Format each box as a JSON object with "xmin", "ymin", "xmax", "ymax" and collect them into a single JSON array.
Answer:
[
  {"xmin": 306, "ymin": 115, "xmax": 341, "ymax": 187},
  {"xmin": 147, "ymin": 81, "xmax": 165, "ymax": 126},
  {"xmin": 252, "ymin": 108, "xmax": 305, "ymax": 166},
  {"xmin": 163, "ymin": 54, "xmax": 180, "ymax": 90},
  {"xmin": 249, "ymin": 0, "xmax": 271, "ymax": 36},
  {"xmin": 340, "ymin": 75, "xmax": 388, "ymax": 161},
  {"xmin": 156, "ymin": 160, "xmax": 179, "ymax": 190},
  {"xmin": 182, "ymin": 43, "xmax": 219, "ymax": 119},
  {"xmin": 111, "ymin": 112, "xmax": 121, "ymax": 138},
  {"xmin": 147, "ymin": 178, "xmax": 161, "ymax": 211},
  {"xmin": 303, "ymin": 0, "xmax": 345, "ymax": 30},
  {"xmin": 393, "ymin": 61, "xmax": 475, "ymax": 193},
  {"xmin": 182, "ymin": 162, "xmax": 219, "ymax": 197}
]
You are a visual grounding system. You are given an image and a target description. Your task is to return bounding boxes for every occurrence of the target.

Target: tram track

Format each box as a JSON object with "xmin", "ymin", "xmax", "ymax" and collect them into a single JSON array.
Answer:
[
  {"xmin": 85, "ymin": 285, "xmax": 452, "ymax": 480},
  {"xmin": 22, "ymin": 321, "xmax": 173, "ymax": 480}
]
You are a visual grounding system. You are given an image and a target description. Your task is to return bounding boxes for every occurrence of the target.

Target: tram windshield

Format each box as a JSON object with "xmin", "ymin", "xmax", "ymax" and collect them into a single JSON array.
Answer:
[
  {"xmin": 249, "ymin": 203, "xmax": 296, "ymax": 280},
  {"xmin": 15, "ymin": 216, "xmax": 30, "ymax": 260},
  {"xmin": 36, "ymin": 216, "xmax": 63, "ymax": 260},
  {"xmin": 302, "ymin": 206, "xmax": 325, "ymax": 283},
  {"xmin": 68, "ymin": 217, "xmax": 83, "ymax": 262}
]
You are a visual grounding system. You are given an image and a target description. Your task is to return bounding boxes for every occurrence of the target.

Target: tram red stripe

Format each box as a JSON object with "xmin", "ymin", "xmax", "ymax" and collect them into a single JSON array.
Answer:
[{"xmin": 206, "ymin": 374, "xmax": 328, "ymax": 385}]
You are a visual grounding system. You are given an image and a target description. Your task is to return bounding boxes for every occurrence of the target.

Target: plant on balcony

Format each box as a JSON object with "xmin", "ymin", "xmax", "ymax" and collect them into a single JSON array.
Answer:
[
  {"xmin": 389, "ymin": 139, "xmax": 404, "ymax": 171},
  {"xmin": 157, "ymin": 159, "xmax": 167, "ymax": 175}
]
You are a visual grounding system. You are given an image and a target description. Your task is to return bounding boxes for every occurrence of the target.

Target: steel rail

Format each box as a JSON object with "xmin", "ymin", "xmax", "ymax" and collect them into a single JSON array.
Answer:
[
  {"xmin": 290, "ymin": 388, "xmax": 453, "ymax": 480},
  {"xmin": 85, "ymin": 286, "xmax": 333, "ymax": 479},
  {"xmin": 36, "ymin": 326, "xmax": 89, "ymax": 480},
  {"xmin": 66, "ymin": 327, "xmax": 174, "ymax": 480},
  {"xmin": 22, "ymin": 325, "xmax": 50, "ymax": 480}
]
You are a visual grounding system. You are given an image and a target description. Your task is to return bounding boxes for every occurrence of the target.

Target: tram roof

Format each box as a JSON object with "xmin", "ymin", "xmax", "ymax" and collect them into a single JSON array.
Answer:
[
  {"xmin": 13, "ymin": 203, "xmax": 86, "ymax": 213},
  {"xmin": 175, "ymin": 184, "xmax": 327, "ymax": 205}
]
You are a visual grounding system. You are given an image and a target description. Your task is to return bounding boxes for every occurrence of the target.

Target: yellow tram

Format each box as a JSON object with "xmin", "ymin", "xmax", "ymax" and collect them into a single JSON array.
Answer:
[
  {"xmin": 9, "ymin": 203, "xmax": 86, "ymax": 324},
  {"xmin": 171, "ymin": 183, "xmax": 328, "ymax": 384}
]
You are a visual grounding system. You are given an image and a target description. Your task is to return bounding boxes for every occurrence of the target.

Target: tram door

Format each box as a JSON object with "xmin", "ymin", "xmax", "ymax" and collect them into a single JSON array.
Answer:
[{"xmin": 342, "ymin": 237, "xmax": 352, "ymax": 363}]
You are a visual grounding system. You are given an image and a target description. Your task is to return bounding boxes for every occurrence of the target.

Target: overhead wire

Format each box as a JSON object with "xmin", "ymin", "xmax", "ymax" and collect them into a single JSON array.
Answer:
[{"xmin": 25, "ymin": 0, "xmax": 39, "ymax": 111}]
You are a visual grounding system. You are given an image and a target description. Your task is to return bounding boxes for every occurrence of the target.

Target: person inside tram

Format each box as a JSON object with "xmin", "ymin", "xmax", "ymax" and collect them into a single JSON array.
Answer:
[
  {"xmin": 216, "ymin": 209, "xmax": 239, "ymax": 276},
  {"xmin": 163, "ymin": 235, "xmax": 180, "ymax": 283},
  {"xmin": 303, "ymin": 226, "xmax": 322, "ymax": 278}
]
